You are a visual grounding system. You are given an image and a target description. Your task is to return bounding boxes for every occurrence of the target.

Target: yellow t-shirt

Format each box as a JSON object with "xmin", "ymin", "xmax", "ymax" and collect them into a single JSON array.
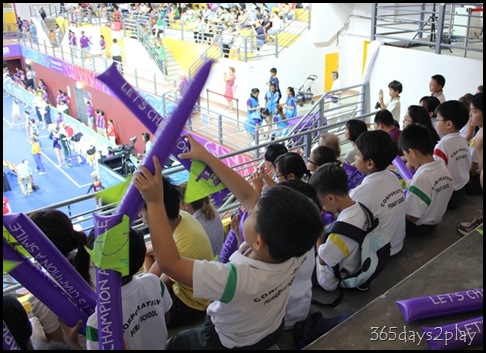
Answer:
[
  {"xmin": 32, "ymin": 142, "xmax": 41, "ymax": 155},
  {"xmin": 172, "ymin": 211, "xmax": 214, "ymax": 311}
]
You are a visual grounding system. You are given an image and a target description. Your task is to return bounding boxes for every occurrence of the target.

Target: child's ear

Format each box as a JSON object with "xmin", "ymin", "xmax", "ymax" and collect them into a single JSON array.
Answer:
[
  {"xmin": 252, "ymin": 234, "xmax": 265, "ymax": 251},
  {"xmin": 366, "ymin": 158, "xmax": 376, "ymax": 171}
]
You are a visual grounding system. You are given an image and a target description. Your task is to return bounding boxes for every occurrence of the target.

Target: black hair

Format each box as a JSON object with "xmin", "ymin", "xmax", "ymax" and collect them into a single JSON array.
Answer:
[
  {"xmin": 270, "ymin": 68, "xmax": 277, "ymax": 74},
  {"xmin": 275, "ymin": 152, "xmax": 311, "ymax": 181},
  {"xmin": 459, "ymin": 93, "xmax": 474, "ymax": 112},
  {"xmin": 278, "ymin": 179, "xmax": 322, "ymax": 211},
  {"xmin": 355, "ymin": 130, "xmax": 398, "ymax": 171},
  {"xmin": 163, "ymin": 175, "xmax": 181, "ymax": 220},
  {"xmin": 255, "ymin": 186, "xmax": 323, "ymax": 262},
  {"xmin": 142, "ymin": 132, "xmax": 150, "ymax": 142},
  {"xmin": 374, "ymin": 109, "xmax": 395, "ymax": 127},
  {"xmin": 251, "ymin": 88, "xmax": 260, "ymax": 95},
  {"xmin": 406, "ymin": 105, "xmax": 440, "ymax": 145},
  {"xmin": 309, "ymin": 162, "xmax": 349, "ymax": 197},
  {"xmin": 399, "ymin": 124, "xmax": 434, "ymax": 156},
  {"xmin": 419, "ymin": 96, "xmax": 441, "ymax": 118},
  {"xmin": 388, "ymin": 80, "xmax": 403, "ymax": 94},
  {"xmin": 29, "ymin": 210, "xmax": 93, "ymax": 287},
  {"xmin": 435, "ymin": 100, "xmax": 469, "ymax": 131},
  {"xmin": 3, "ymin": 295, "xmax": 32, "ymax": 350},
  {"xmin": 264, "ymin": 143, "xmax": 288, "ymax": 164},
  {"xmin": 310, "ymin": 146, "xmax": 337, "ymax": 166},
  {"xmin": 287, "ymin": 86, "xmax": 295, "ymax": 97},
  {"xmin": 431, "ymin": 74, "xmax": 446, "ymax": 88},
  {"xmin": 345, "ymin": 119, "xmax": 368, "ymax": 142},
  {"xmin": 471, "ymin": 92, "xmax": 483, "ymax": 113}
]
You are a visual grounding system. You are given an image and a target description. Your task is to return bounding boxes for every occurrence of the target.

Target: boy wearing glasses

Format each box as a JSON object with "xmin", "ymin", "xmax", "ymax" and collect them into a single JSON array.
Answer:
[{"xmin": 433, "ymin": 100, "xmax": 471, "ymax": 209}]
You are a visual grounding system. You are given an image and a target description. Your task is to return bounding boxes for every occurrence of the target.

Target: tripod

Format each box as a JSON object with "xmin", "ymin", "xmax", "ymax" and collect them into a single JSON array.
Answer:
[
  {"xmin": 406, "ymin": 3, "xmax": 450, "ymax": 51},
  {"xmin": 120, "ymin": 154, "xmax": 136, "ymax": 176}
]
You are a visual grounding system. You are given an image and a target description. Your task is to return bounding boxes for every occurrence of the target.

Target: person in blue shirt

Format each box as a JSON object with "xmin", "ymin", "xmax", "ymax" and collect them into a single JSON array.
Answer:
[
  {"xmin": 281, "ymin": 86, "xmax": 297, "ymax": 120},
  {"xmin": 244, "ymin": 88, "xmax": 262, "ymax": 141}
]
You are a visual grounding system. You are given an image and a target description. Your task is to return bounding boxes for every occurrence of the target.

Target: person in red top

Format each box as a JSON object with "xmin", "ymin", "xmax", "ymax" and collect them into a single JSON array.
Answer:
[
  {"xmin": 3, "ymin": 195, "xmax": 12, "ymax": 214},
  {"xmin": 86, "ymin": 172, "xmax": 104, "ymax": 208},
  {"xmin": 107, "ymin": 119, "xmax": 117, "ymax": 145}
]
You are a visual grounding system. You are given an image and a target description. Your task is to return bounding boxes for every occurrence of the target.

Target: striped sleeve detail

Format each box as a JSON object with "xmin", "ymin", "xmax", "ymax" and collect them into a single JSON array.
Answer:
[
  {"xmin": 433, "ymin": 149, "xmax": 448, "ymax": 165},
  {"xmin": 408, "ymin": 185, "xmax": 431, "ymax": 206},
  {"xmin": 220, "ymin": 263, "xmax": 237, "ymax": 303},
  {"xmin": 85, "ymin": 325, "xmax": 98, "ymax": 343},
  {"xmin": 328, "ymin": 233, "xmax": 350, "ymax": 257}
]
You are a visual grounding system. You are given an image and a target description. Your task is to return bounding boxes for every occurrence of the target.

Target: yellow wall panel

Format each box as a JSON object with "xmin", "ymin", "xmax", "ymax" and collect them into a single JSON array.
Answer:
[{"xmin": 324, "ymin": 52, "xmax": 339, "ymax": 91}]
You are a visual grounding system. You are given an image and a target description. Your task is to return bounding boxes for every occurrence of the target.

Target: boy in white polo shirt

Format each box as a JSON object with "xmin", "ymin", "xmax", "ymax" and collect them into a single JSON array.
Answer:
[
  {"xmin": 349, "ymin": 130, "xmax": 406, "ymax": 256},
  {"xmin": 433, "ymin": 100, "xmax": 471, "ymax": 210},
  {"xmin": 399, "ymin": 124, "xmax": 453, "ymax": 236}
]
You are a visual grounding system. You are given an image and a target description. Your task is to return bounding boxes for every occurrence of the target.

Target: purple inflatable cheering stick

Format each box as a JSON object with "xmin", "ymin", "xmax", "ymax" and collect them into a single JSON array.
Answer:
[{"xmin": 96, "ymin": 60, "xmax": 215, "ymax": 221}]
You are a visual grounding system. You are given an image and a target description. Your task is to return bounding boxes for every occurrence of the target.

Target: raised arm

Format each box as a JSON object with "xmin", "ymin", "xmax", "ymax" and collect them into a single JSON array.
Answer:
[{"xmin": 178, "ymin": 134, "xmax": 259, "ymax": 210}]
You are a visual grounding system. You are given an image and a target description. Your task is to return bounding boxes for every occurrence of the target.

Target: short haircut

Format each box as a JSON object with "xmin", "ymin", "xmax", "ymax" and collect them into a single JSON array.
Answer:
[
  {"xmin": 374, "ymin": 109, "xmax": 395, "ymax": 127},
  {"xmin": 398, "ymin": 124, "xmax": 434, "ymax": 156},
  {"xmin": 435, "ymin": 100, "xmax": 469, "ymax": 131},
  {"xmin": 309, "ymin": 162, "xmax": 348, "ymax": 196},
  {"xmin": 419, "ymin": 96, "xmax": 441, "ymax": 117},
  {"xmin": 264, "ymin": 143, "xmax": 288, "ymax": 164},
  {"xmin": 255, "ymin": 186, "xmax": 323, "ymax": 262},
  {"xmin": 431, "ymin": 74, "xmax": 446, "ymax": 88},
  {"xmin": 332, "ymin": 71, "xmax": 339, "ymax": 78},
  {"xmin": 345, "ymin": 119, "xmax": 368, "ymax": 142},
  {"xmin": 459, "ymin": 93, "xmax": 474, "ymax": 112},
  {"xmin": 275, "ymin": 152, "xmax": 311, "ymax": 180},
  {"xmin": 319, "ymin": 132, "xmax": 341, "ymax": 158},
  {"xmin": 355, "ymin": 130, "xmax": 398, "ymax": 171},
  {"xmin": 278, "ymin": 179, "xmax": 322, "ymax": 211},
  {"xmin": 388, "ymin": 80, "xmax": 403, "ymax": 93},
  {"xmin": 270, "ymin": 68, "xmax": 277, "ymax": 74},
  {"xmin": 162, "ymin": 175, "xmax": 181, "ymax": 220},
  {"xmin": 310, "ymin": 146, "xmax": 337, "ymax": 166}
]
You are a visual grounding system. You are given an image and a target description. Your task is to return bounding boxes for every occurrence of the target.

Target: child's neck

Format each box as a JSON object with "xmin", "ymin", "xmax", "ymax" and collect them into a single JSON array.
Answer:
[
  {"xmin": 336, "ymin": 195, "xmax": 355, "ymax": 213},
  {"xmin": 415, "ymin": 154, "xmax": 435, "ymax": 168}
]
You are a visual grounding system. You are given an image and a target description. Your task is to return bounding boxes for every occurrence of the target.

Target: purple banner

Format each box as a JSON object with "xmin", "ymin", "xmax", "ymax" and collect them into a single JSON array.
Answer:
[
  {"xmin": 92, "ymin": 213, "xmax": 125, "ymax": 350},
  {"xmin": 96, "ymin": 61, "xmax": 214, "ymax": 220},
  {"xmin": 3, "ymin": 213, "xmax": 96, "ymax": 315},
  {"xmin": 3, "ymin": 238, "xmax": 89, "ymax": 334},
  {"xmin": 3, "ymin": 44, "xmax": 21, "ymax": 58},
  {"xmin": 392, "ymin": 155, "xmax": 413, "ymax": 182}
]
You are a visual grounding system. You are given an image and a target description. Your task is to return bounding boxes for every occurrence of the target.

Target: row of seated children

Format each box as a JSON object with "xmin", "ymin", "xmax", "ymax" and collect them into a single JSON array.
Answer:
[{"xmin": 14, "ymin": 98, "xmax": 482, "ymax": 349}]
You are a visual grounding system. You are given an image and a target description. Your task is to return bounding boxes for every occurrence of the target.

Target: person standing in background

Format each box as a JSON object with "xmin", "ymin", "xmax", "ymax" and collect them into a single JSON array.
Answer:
[
  {"xmin": 96, "ymin": 110, "xmax": 107, "ymax": 139},
  {"xmin": 110, "ymin": 38, "xmax": 123, "ymax": 74},
  {"xmin": 25, "ymin": 67, "xmax": 35, "ymax": 89},
  {"xmin": 11, "ymin": 99, "xmax": 21, "ymax": 129},
  {"xmin": 31, "ymin": 136, "xmax": 46, "ymax": 174},
  {"xmin": 99, "ymin": 34, "xmax": 106, "ymax": 58},
  {"xmin": 107, "ymin": 119, "xmax": 118, "ymax": 144},
  {"xmin": 142, "ymin": 132, "xmax": 153, "ymax": 155},
  {"xmin": 16, "ymin": 159, "xmax": 33, "ymax": 196},
  {"xmin": 429, "ymin": 74, "xmax": 446, "ymax": 103},
  {"xmin": 223, "ymin": 66, "xmax": 236, "ymax": 113},
  {"xmin": 328, "ymin": 71, "xmax": 342, "ymax": 111},
  {"xmin": 86, "ymin": 100, "xmax": 95, "ymax": 130},
  {"xmin": 378, "ymin": 79, "xmax": 402, "ymax": 125},
  {"xmin": 79, "ymin": 30, "xmax": 91, "ymax": 59}
]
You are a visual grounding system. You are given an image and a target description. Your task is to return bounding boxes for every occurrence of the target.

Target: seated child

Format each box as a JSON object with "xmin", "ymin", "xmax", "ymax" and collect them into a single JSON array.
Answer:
[
  {"xmin": 399, "ymin": 124, "xmax": 453, "ymax": 236},
  {"xmin": 309, "ymin": 162, "xmax": 371, "ymax": 291},
  {"xmin": 85, "ymin": 227, "xmax": 172, "ymax": 350},
  {"xmin": 133, "ymin": 134, "xmax": 323, "ymax": 350},
  {"xmin": 349, "ymin": 130, "xmax": 406, "ymax": 256},
  {"xmin": 433, "ymin": 100, "xmax": 471, "ymax": 209}
]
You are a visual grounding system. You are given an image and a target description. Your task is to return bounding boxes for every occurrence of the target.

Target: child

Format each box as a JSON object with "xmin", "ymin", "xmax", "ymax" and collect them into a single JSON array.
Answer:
[
  {"xmin": 309, "ymin": 162, "xmax": 370, "ymax": 291},
  {"xmin": 86, "ymin": 172, "xmax": 104, "ymax": 208},
  {"xmin": 85, "ymin": 228, "xmax": 173, "ymax": 350},
  {"xmin": 378, "ymin": 80, "xmax": 402, "ymax": 123},
  {"xmin": 307, "ymin": 146, "xmax": 337, "ymax": 173},
  {"xmin": 429, "ymin": 74, "xmax": 446, "ymax": 103},
  {"xmin": 398, "ymin": 124, "xmax": 453, "ymax": 237},
  {"xmin": 24, "ymin": 110, "xmax": 31, "ymax": 139},
  {"xmin": 465, "ymin": 92, "xmax": 483, "ymax": 195},
  {"xmin": 343, "ymin": 119, "xmax": 368, "ymax": 164},
  {"xmin": 133, "ymin": 134, "xmax": 323, "ymax": 350},
  {"xmin": 265, "ymin": 83, "xmax": 279, "ymax": 114},
  {"xmin": 142, "ymin": 175, "xmax": 214, "ymax": 329},
  {"xmin": 433, "ymin": 100, "xmax": 471, "ymax": 209},
  {"xmin": 349, "ymin": 130, "xmax": 406, "ymax": 256},
  {"xmin": 11, "ymin": 99, "xmax": 21, "ymax": 129}
]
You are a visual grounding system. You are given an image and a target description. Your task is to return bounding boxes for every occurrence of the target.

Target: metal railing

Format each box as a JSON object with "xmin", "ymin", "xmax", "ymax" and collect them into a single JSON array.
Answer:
[{"xmin": 372, "ymin": 3, "xmax": 483, "ymax": 58}]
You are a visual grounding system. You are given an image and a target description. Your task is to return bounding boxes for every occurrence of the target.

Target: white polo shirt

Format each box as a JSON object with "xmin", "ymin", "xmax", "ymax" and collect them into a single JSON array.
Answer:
[
  {"xmin": 350, "ymin": 169, "xmax": 406, "ymax": 256},
  {"xmin": 433, "ymin": 132, "xmax": 471, "ymax": 190},
  {"xmin": 406, "ymin": 160, "xmax": 453, "ymax": 226}
]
